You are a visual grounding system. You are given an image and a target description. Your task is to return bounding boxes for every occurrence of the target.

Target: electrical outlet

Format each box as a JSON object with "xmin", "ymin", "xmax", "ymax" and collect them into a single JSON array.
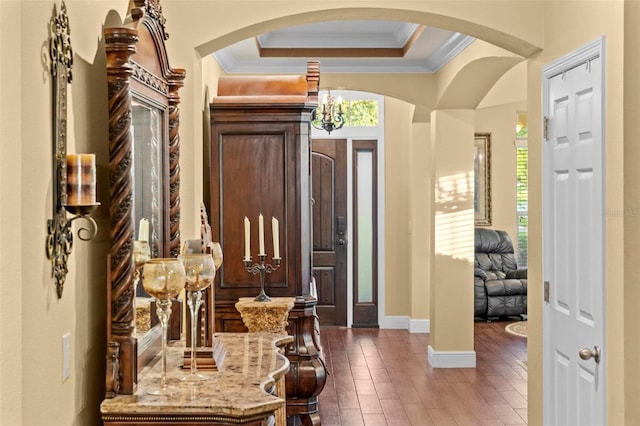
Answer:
[{"xmin": 62, "ymin": 333, "xmax": 71, "ymax": 382}]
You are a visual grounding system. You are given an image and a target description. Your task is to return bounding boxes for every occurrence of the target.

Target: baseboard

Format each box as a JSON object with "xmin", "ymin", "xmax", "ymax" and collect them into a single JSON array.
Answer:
[
  {"xmin": 409, "ymin": 319, "xmax": 430, "ymax": 333},
  {"xmin": 380, "ymin": 316, "xmax": 430, "ymax": 333},
  {"xmin": 379, "ymin": 315, "xmax": 409, "ymax": 330},
  {"xmin": 427, "ymin": 345, "xmax": 476, "ymax": 368}
]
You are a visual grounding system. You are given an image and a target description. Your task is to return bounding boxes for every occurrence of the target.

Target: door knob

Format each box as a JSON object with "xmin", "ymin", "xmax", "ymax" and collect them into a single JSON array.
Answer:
[
  {"xmin": 579, "ymin": 346, "xmax": 601, "ymax": 364},
  {"xmin": 337, "ymin": 238, "xmax": 346, "ymax": 246}
]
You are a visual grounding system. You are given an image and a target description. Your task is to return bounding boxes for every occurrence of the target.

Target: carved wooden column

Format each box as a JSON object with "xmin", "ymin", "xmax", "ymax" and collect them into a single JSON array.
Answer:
[
  {"xmin": 167, "ymin": 72, "xmax": 185, "ymax": 258},
  {"xmin": 104, "ymin": 27, "xmax": 138, "ymax": 396}
]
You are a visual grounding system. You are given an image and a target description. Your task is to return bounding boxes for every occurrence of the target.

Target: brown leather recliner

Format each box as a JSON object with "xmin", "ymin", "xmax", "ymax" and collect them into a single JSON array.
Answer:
[{"xmin": 474, "ymin": 228, "xmax": 527, "ymax": 319}]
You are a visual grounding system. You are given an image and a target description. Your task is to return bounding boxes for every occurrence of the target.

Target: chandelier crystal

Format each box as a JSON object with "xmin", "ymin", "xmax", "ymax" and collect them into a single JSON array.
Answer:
[{"xmin": 312, "ymin": 92, "xmax": 345, "ymax": 134}]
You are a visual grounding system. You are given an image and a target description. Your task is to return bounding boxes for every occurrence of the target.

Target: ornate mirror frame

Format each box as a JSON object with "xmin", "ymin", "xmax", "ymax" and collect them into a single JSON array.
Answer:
[{"xmin": 104, "ymin": 0, "xmax": 185, "ymax": 396}]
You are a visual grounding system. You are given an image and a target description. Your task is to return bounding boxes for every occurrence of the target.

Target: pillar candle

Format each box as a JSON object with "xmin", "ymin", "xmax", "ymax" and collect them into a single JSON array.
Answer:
[
  {"xmin": 272, "ymin": 217, "xmax": 280, "ymax": 259},
  {"xmin": 258, "ymin": 213, "xmax": 265, "ymax": 256},
  {"xmin": 244, "ymin": 217, "xmax": 251, "ymax": 261},
  {"xmin": 66, "ymin": 153, "xmax": 96, "ymax": 205},
  {"xmin": 138, "ymin": 218, "xmax": 149, "ymax": 242},
  {"xmin": 66, "ymin": 154, "xmax": 81, "ymax": 205}
]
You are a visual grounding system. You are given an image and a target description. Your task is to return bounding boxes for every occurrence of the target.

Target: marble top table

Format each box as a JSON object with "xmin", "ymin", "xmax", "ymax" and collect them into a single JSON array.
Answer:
[{"xmin": 101, "ymin": 333, "xmax": 292, "ymax": 425}]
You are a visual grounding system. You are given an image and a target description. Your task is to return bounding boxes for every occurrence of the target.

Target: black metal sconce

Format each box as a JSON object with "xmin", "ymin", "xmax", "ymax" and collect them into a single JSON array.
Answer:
[{"xmin": 46, "ymin": 0, "xmax": 99, "ymax": 299}]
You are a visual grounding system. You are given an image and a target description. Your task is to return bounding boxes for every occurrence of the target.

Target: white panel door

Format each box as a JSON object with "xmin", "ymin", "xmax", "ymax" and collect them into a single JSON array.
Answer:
[{"xmin": 543, "ymin": 37, "xmax": 606, "ymax": 426}]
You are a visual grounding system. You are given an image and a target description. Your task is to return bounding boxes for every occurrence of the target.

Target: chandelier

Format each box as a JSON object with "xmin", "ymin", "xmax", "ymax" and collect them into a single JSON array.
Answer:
[{"xmin": 312, "ymin": 92, "xmax": 345, "ymax": 134}]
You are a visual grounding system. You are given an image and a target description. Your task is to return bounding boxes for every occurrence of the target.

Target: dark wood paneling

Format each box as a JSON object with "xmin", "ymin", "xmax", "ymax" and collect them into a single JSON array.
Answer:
[
  {"xmin": 312, "ymin": 153, "xmax": 335, "ymax": 251},
  {"xmin": 210, "ymin": 120, "xmax": 308, "ymax": 299},
  {"xmin": 207, "ymin": 66, "xmax": 325, "ymax": 424},
  {"xmin": 219, "ymin": 132, "xmax": 287, "ymax": 290},
  {"xmin": 215, "ymin": 302, "xmax": 249, "ymax": 333},
  {"xmin": 313, "ymin": 267, "xmax": 335, "ymax": 305},
  {"xmin": 312, "ymin": 139, "xmax": 348, "ymax": 326}
]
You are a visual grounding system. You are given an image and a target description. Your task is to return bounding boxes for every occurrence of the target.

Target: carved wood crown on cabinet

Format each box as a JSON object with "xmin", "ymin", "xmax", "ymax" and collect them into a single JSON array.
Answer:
[
  {"xmin": 104, "ymin": 0, "xmax": 185, "ymax": 397},
  {"xmin": 206, "ymin": 61, "xmax": 326, "ymax": 425}
]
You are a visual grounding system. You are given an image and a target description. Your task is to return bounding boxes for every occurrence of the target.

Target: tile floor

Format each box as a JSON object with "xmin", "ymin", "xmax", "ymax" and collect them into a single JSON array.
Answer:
[{"xmin": 317, "ymin": 320, "xmax": 527, "ymax": 425}]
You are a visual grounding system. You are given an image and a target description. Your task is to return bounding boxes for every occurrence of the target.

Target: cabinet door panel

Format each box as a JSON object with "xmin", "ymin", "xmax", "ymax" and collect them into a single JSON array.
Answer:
[
  {"xmin": 219, "ymin": 133, "xmax": 287, "ymax": 289},
  {"xmin": 209, "ymin": 121, "xmax": 309, "ymax": 300}
]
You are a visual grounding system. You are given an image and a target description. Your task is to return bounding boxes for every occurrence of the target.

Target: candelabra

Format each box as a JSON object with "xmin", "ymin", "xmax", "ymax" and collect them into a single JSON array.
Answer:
[{"xmin": 243, "ymin": 255, "xmax": 281, "ymax": 302}]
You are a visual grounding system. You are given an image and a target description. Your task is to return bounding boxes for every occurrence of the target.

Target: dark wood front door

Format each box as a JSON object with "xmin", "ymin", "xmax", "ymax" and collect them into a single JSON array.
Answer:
[{"xmin": 311, "ymin": 139, "xmax": 347, "ymax": 326}]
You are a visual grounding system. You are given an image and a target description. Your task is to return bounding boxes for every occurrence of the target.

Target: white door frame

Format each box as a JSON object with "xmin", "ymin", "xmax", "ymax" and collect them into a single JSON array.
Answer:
[{"xmin": 542, "ymin": 36, "xmax": 606, "ymax": 425}]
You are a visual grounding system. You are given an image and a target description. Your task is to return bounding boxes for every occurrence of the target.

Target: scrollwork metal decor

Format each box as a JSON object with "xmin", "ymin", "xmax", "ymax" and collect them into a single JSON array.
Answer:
[
  {"xmin": 46, "ymin": 0, "xmax": 99, "ymax": 298},
  {"xmin": 244, "ymin": 255, "xmax": 282, "ymax": 302}
]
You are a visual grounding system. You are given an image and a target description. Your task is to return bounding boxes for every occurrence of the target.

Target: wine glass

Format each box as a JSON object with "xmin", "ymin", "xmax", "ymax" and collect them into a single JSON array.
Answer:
[
  {"xmin": 131, "ymin": 240, "xmax": 151, "ymax": 334},
  {"xmin": 210, "ymin": 242, "xmax": 223, "ymax": 269},
  {"xmin": 179, "ymin": 253, "xmax": 216, "ymax": 382},
  {"xmin": 141, "ymin": 258, "xmax": 185, "ymax": 395}
]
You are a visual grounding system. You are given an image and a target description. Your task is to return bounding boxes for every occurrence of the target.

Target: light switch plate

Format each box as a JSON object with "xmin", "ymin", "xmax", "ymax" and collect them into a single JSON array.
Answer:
[{"xmin": 62, "ymin": 332, "xmax": 71, "ymax": 382}]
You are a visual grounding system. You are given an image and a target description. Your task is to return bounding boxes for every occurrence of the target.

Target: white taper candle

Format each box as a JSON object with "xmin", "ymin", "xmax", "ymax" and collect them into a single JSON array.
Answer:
[
  {"xmin": 244, "ymin": 217, "xmax": 251, "ymax": 260},
  {"xmin": 258, "ymin": 213, "xmax": 265, "ymax": 256},
  {"xmin": 272, "ymin": 217, "xmax": 280, "ymax": 259}
]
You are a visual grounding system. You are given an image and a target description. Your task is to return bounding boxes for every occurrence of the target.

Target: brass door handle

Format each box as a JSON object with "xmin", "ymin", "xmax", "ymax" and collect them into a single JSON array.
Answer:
[{"xmin": 579, "ymin": 346, "xmax": 601, "ymax": 364}]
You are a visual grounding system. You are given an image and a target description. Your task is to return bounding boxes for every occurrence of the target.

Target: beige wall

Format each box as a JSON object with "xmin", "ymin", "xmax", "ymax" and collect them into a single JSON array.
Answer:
[
  {"xmin": 322, "ymin": 73, "xmax": 437, "ymax": 119},
  {"xmin": 410, "ymin": 122, "xmax": 432, "ymax": 320},
  {"xmin": 475, "ymin": 100, "xmax": 528, "ymax": 242},
  {"xmin": 182, "ymin": 2, "xmax": 542, "ymax": 58},
  {"xmin": 475, "ymin": 65, "xmax": 528, "ymax": 261},
  {"xmin": 436, "ymin": 39, "xmax": 523, "ymax": 109},
  {"xmin": 479, "ymin": 61, "xmax": 527, "ymax": 109},
  {"xmin": 4, "ymin": 1, "xmax": 637, "ymax": 425},
  {"xmin": 525, "ymin": 2, "xmax": 626, "ymax": 425},
  {"xmin": 0, "ymin": 1, "xmax": 129, "ymax": 424},
  {"xmin": 624, "ymin": 2, "xmax": 640, "ymax": 423},
  {"xmin": 0, "ymin": 2, "xmax": 23, "ymax": 424},
  {"xmin": 383, "ymin": 97, "xmax": 414, "ymax": 316},
  {"xmin": 430, "ymin": 109, "xmax": 475, "ymax": 351}
]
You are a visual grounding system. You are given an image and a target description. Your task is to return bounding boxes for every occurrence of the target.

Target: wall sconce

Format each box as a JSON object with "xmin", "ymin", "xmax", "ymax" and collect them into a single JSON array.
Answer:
[
  {"xmin": 46, "ymin": 0, "xmax": 99, "ymax": 299},
  {"xmin": 312, "ymin": 91, "xmax": 345, "ymax": 134}
]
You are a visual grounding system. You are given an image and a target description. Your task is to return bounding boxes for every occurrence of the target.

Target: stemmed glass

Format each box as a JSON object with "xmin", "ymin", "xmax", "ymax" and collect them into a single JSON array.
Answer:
[
  {"xmin": 131, "ymin": 240, "xmax": 150, "ymax": 334},
  {"xmin": 210, "ymin": 242, "xmax": 223, "ymax": 270},
  {"xmin": 141, "ymin": 258, "xmax": 185, "ymax": 395},
  {"xmin": 179, "ymin": 253, "xmax": 215, "ymax": 382}
]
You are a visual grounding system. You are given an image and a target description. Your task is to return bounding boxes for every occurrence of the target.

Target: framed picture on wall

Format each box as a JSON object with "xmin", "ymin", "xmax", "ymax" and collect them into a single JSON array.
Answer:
[{"xmin": 474, "ymin": 133, "xmax": 491, "ymax": 226}]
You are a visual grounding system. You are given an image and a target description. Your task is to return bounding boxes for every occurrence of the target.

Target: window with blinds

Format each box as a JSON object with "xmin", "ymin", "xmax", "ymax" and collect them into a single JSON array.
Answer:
[{"xmin": 516, "ymin": 146, "xmax": 528, "ymax": 268}]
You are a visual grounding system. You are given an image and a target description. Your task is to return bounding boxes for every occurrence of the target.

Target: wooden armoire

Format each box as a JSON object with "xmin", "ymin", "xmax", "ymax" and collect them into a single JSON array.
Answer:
[{"xmin": 206, "ymin": 62, "xmax": 326, "ymax": 425}]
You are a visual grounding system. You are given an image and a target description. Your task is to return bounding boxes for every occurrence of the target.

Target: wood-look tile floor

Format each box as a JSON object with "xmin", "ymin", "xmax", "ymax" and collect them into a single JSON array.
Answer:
[{"xmin": 317, "ymin": 321, "xmax": 527, "ymax": 425}]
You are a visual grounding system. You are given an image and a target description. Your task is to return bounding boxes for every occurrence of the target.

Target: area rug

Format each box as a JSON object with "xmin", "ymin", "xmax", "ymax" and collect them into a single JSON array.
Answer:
[{"xmin": 505, "ymin": 320, "xmax": 527, "ymax": 338}]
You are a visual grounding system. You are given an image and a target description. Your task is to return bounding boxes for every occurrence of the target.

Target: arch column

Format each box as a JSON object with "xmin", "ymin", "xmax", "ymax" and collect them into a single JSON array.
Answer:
[{"xmin": 428, "ymin": 109, "xmax": 476, "ymax": 368}]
